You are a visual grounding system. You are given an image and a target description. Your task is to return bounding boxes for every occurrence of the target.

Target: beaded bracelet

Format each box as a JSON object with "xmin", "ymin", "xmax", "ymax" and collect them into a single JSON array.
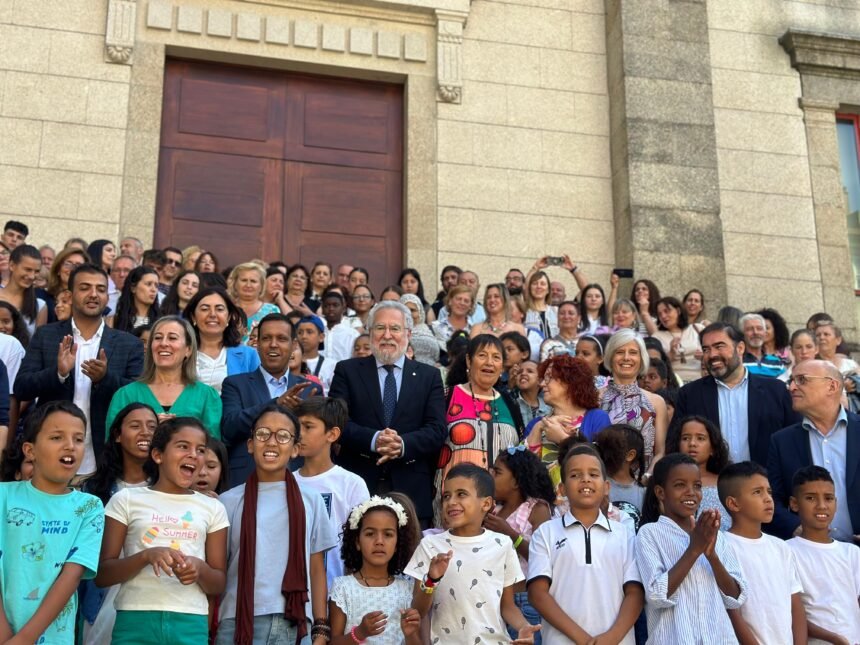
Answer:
[
  {"xmin": 350, "ymin": 626, "xmax": 366, "ymax": 644},
  {"xmin": 419, "ymin": 580, "xmax": 436, "ymax": 594}
]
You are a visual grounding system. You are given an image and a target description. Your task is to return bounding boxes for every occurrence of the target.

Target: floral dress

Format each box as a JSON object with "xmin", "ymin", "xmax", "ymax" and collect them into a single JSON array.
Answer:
[{"xmin": 600, "ymin": 380, "xmax": 657, "ymax": 467}]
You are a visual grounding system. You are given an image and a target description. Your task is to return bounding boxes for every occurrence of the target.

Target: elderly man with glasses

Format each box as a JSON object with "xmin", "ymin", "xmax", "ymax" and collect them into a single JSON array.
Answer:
[
  {"xmin": 329, "ymin": 300, "xmax": 446, "ymax": 527},
  {"xmin": 768, "ymin": 359, "xmax": 860, "ymax": 542}
]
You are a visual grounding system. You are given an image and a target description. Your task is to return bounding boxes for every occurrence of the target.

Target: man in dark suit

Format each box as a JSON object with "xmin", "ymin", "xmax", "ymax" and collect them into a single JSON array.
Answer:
[
  {"xmin": 221, "ymin": 313, "xmax": 321, "ymax": 487},
  {"xmin": 674, "ymin": 322, "xmax": 798, "ymax": 466},
  {"xmin": 14, "ymin": 264, "xmax": 143, "ymax": 477},
  {"xmin": 329, "ymin": 301, "xmax": 446, "ymax": 526},
  {"xmin": 768, "ymin": 359, "xmax": 860, "ymax": 542}
]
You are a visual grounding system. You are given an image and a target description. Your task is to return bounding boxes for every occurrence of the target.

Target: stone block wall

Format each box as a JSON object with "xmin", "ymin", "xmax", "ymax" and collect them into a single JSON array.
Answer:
[
  {"xmin": 0, "ymin": 1, "xmax": 131, "ymax": 249},
  {"xmin": 708, "ymin": 0, "xmax": 860, "ymax": 332},
  {"xmin": 435, "ymin": 0, "xmax": 615, "ymax": 297}
]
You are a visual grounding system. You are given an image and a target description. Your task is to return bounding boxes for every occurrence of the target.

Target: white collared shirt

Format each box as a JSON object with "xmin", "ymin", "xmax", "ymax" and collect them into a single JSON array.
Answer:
[
  {"xmin": 73, "ymin": 318, "xmax": 105, "ymax": 475},
  {"xmin": 529, "ymin": 511, "xmax": 639, "ymax": 644}
]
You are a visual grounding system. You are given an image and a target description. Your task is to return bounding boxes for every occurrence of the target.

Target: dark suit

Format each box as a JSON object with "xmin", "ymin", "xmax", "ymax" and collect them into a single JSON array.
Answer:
[
  {"xmin": 221, "ymin": 368, "xmax": 321, "ymax": 487},
  {"xmin": 329, "ymin": 356, "xmax": 446, "ymax": 522},
  {"xmin": 767, "ymin": 412, "xmax": 860, "ymax": 540},
  {"xmin": 674, "ymin": 373, "xmax": 799, "ymax": 467},
  {"xmin": 14, "ymin": 319, "xmax": 144, "ymax": 458}
]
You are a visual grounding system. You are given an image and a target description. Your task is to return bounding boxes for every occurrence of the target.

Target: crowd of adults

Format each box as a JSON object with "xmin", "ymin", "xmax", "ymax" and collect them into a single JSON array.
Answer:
[{"xmin": 0, "ymin": 219, "xmax": 856, "ymax": 545}]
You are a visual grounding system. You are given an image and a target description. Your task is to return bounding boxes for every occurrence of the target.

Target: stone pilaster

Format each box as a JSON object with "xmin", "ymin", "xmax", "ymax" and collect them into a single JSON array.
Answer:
[
  {"xmin": 605, "ymin": 0, "xmax": 727, "ymax": 307},
  {"xmin": 798, "ymin": 99, "xmax": 857, "ymax": 334}
]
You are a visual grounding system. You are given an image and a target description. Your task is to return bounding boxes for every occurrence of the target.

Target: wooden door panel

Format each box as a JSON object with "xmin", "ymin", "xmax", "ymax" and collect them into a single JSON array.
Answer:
[
  {"xmin": 285, "ymin": 76, "xmax": 402, "ymax": 171},
  {"xmin": 155, "ymin": 149, "xmax": 283, "ymax": 266},
  {"xmin": 156, "ymin": 59, "xmax": 403, "ymax": 275},
  {"xmin": 161, "ymin": 60, "xmax": 286, "ymax": 159},
  {"xmin": 283, "ymin": 162, "xmax": 402, "ymax": 292}
]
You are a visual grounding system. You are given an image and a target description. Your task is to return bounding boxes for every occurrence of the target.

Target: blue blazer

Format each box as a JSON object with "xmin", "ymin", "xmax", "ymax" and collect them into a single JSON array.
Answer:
[
  {"xmin": 221, "ymin": 368, "xmax": 321, "ymax": 487},
  {"xmin": 226, "ymin": 345, "xmax": 260, "ymax": 376},
  {"xmin": 673, "ymin": 373, "xmax": 800, "ymax": 467},
  {"xmin": 766, "ymin": 411, "xmax": 860, "ymax": 540},
  {"xmin": 14, "ymin": 320, "xmax": 144, "ymax": 457},
  {"xmin": 329, "ymin": 356, "xmax": 447, "ymax": 522}
]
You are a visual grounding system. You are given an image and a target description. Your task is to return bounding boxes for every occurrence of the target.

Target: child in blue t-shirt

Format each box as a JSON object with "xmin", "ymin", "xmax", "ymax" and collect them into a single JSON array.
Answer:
[{"xmin": 0, "ymin": 401, "xmax": 105, "ymax": 643}]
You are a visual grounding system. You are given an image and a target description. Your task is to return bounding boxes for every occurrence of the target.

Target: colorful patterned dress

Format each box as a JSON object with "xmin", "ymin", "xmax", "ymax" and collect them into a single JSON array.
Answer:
[{"xmin": 434, "ymin": 384, "xmax": 519, "ymax": 527}]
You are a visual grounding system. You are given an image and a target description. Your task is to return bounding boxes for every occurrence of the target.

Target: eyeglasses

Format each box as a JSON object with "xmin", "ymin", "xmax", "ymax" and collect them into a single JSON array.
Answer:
[
  {"xmin": 254, "ymin": 427, "xmax": 295, "ymax": 444},
  {"xmin": 62, "ymin": 261, "xmax": 83, "ymax": 270},
  {"xmin": 372, "ymin": 324, "xmax": 403, "ymax": 335},
  {"xmin": 787, "ymin": 374, "xmax": 836, "ymax": 387},
  {"xmin": 353, "ymin": 295, "xmax": 372, "ymax": 301}
]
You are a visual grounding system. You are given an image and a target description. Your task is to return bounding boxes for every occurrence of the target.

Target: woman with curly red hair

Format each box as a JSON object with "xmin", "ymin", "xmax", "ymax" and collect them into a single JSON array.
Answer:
[{"xmin": 524, "ymin": 354, "xmax": 611, "ymax": 487}]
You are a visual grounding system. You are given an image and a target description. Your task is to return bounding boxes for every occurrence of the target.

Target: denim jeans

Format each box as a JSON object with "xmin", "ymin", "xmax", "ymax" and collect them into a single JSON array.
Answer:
[
  {"xmin": 216, "ymin": 615, "xmax": 308, "ymax": 645},
  {"xmin": 506, "ymin": 591, "xmax": 543, "ymax": 645}
]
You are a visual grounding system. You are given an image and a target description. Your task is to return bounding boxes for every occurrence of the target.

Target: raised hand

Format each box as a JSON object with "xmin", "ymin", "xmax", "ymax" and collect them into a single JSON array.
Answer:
[
  {"xmin": 427, "ymin": 550, "xmax": 453, "ymax": 580},
  {"xmin": 81, "ymin": 348, "xmax": 108, "ymax": 383},
  {"xmin": 57, "ymin": 335, "xmax": 77, "ymax": 379}
]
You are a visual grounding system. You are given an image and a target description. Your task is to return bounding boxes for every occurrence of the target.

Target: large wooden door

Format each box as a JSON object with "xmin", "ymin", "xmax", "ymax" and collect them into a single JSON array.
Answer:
[{"xmin": 155, "ymin": 60, "xmax": 403, "ymax": 289}]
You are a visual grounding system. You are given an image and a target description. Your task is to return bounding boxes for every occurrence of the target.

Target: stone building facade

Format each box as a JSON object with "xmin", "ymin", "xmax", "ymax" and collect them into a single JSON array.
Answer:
[{"xmin": 0, "ymin": 0, "xmax": 859, "ymax": 334}]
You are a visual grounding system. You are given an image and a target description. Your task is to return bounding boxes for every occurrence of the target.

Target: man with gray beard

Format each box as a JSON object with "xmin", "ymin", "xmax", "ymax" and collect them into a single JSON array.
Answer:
[{"xmin": 329, "ymin": 301, "xmax": 446, "ymax": 525}]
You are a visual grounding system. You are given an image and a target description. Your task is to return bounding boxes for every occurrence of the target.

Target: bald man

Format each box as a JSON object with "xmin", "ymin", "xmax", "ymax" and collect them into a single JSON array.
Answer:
[{"xmin": 767, "ymin": 359, "xmax": 860, "ymax": 542}]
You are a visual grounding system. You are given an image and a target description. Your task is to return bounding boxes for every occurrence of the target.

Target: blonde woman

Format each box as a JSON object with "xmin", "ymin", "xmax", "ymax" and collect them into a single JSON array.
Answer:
[{"xmin": 228, "ymin": 262, "xmax": 279, "ymax": 343}]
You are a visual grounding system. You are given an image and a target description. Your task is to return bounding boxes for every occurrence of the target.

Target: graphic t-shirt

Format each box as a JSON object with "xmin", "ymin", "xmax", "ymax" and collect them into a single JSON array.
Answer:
[
  {"xmin": 0, "ymin": 481, "xmax": 104, "ymax": 643},
  {"xmin": 404, "ymin": 529, "xmax": 523, "ymax": 644},
  {"xmin": 293, "ymin": 465, "xmax": 370, "ymax": 588},
  {"xmin": 104, "ymin": 487, "xmax": 229, "ymax": 615}
]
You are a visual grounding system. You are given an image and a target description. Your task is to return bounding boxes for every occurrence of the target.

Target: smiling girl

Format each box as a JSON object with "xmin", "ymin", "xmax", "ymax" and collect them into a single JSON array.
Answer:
[{"xmin": 95, "ymin": 417, "xmax": 229, "ymax": 645}]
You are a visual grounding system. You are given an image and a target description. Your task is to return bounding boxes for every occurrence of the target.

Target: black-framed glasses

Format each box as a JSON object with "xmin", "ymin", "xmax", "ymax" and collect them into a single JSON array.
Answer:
[
  {"xmin": 787, "ymin": 374, "xmax": 836, "ymax": 387},
  {"xmin": 254, "ymin": 427, "xmax": 295, "ymax": 444}
]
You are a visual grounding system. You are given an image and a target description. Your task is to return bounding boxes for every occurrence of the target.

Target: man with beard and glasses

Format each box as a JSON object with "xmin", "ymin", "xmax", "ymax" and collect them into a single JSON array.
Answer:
[
  {"xmin": 673, "ymin": 322, "xmax": 798, "ymax": 467},
  {"xmin": 329, "ymin": 300, "xmax": 446, "ymax": 526}
]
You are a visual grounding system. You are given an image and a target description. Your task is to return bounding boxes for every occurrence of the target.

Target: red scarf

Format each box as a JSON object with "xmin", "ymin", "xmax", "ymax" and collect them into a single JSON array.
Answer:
[{"xmin": 235, "ymin": 470, "xmax": 308, "ymax": 645}]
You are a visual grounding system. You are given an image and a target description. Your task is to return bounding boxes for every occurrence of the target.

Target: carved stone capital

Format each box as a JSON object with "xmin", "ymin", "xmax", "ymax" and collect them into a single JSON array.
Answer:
[
  {"xmin": 105, "ymin": 0, "xmax": 137, "ymax": 65},
  {"xmin": 435, "ymin": 10, "xmax": 467, "ymax": 103},
  {"xmin": 780, "ymin": 29, "xmax": 860, "ymax": 80}
]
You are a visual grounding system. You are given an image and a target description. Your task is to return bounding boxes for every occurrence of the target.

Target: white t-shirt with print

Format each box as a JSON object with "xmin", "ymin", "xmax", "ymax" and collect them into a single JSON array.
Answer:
[
  {"xmin": 219, "ymin": 481, "xmax": 337, "ymax": 622},
  {"xmin": 404, "ymin": 529, "xmax": 523, "ymax": 644},
  {"xmin": 724, "ymin": 532, "xmax": 803, "ymax": 645},
  {"xmin": 293, "ymin": 465, "xmax": 370, "ymax": 588},
  {"xmin": 104, "ymin": 486, "xmax": 229, "ymax": 615}
]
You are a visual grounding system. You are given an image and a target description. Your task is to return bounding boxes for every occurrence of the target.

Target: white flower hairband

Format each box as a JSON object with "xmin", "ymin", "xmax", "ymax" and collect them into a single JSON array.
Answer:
[{"xmin": 348, "ymin": 496, "xmax": 408, "ymax": 530}]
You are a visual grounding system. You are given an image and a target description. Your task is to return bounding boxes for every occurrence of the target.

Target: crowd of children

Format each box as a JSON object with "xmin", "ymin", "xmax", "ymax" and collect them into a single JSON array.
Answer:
[{"xmin": 1, "ymin": 395, "xmax": 859, "ymax": 645}]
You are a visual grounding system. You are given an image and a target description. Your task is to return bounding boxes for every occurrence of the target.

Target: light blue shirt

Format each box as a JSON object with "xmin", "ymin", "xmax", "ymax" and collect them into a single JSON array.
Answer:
[
  {"xmin": 371, "ymin": 355, "xmax": 407, "ymax": 456},
  {"xmin": 716, "ymin": 369, "xmax": 750, "ymax": 463},
  {"xmin": 260, "ymin": 367, "xmax": 289, "ymax": 399},
  {"xmin": 636, "ymin": 515, "xmax": 747, "ymax": 644},
  {"xmin": 803, "ymin": 408, "xmax": 852, "ymax": 542}
]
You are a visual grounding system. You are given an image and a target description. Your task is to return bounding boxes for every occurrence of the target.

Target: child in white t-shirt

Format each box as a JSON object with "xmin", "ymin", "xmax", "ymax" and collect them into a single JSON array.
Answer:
[
  {"xmin": 96, "ymin": 417, "xmax": 229, "ymax": 645},
  {"xmin": 718, "ymin": 461, "xmax": 806, "ymax": 644},
  {"xmin": 293, "ymin": 397, "xmax": 370, "ymax": 588},
  {"xmin": 405, "ymin": 463, "xmax": 540, "ymax": 644},
  {"xmin": 786, "ymin": 466, "xmax": 860, "ymax": 645}
]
